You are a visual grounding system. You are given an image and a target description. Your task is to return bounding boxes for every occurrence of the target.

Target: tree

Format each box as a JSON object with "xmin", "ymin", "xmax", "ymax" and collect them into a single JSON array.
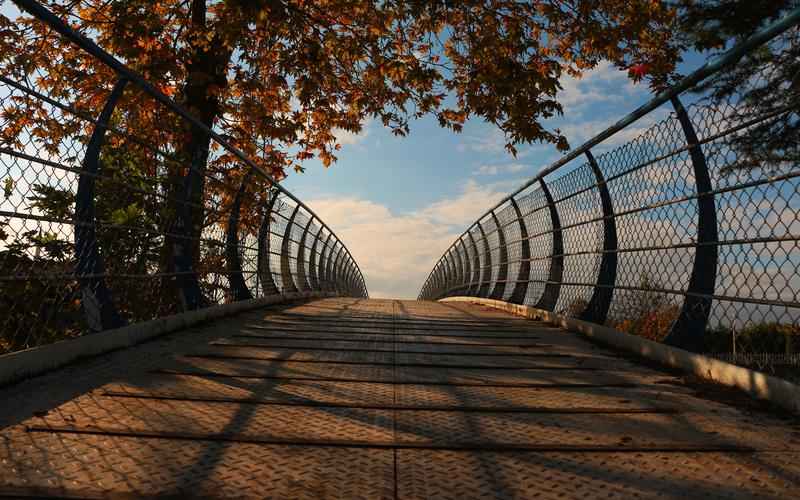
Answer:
[
  {"xmin": 675, "ymin": 0, "xmax": 800, "ymax": 172},
  {"xmin": 2, "ymin": 0, "xmax": 681, "ymax": 163}
]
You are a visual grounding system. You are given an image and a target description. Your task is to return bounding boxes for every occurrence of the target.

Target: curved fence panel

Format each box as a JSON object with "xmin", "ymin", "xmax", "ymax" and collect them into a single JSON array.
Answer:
[
  {"xmin": 420, "ymin": 10, "xmax": 800, "ymax": 381},
  {"xmin": 0, "ymin": 2, "xmax": 367, "ymax": 355}
]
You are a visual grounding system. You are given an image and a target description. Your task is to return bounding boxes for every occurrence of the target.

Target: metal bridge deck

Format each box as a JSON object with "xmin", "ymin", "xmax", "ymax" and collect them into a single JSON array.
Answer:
[{"xmin": 1, "ymin": 298, "xmax": 799, "ymax": 499}]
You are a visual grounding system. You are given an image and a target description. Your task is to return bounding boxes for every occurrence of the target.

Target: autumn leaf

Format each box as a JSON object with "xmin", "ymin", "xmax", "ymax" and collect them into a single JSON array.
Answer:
[{"xmin": 627, "ymin": 63, "xmax": 650, "ymax": 83}]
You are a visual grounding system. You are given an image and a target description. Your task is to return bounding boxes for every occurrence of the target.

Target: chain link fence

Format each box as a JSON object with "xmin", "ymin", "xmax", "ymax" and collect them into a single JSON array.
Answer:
[
  {"xmin": 420, "ymin": 10, "xmax": 800, "ymax": 382},
  {"xmin": 0, "ymin": 1, "xmax": 367, "ymax": 355}
]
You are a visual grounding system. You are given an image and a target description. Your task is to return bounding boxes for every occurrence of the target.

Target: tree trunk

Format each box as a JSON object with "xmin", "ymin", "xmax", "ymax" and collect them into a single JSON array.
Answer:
[{"xmin": 159, "ymin": 0, "xmax": 237, "ymax": 311}]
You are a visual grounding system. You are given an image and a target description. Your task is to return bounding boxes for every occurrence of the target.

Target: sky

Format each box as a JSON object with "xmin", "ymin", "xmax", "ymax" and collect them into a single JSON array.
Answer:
[{"xmin": 283, "ymin": 56, "xmax": 706, "ymax": 299}]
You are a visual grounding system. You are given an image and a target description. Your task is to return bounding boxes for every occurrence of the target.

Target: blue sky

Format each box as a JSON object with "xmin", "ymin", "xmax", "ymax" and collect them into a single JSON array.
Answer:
[{"xmin": 287, "ymin": 55, "xmax": 708, "ymax": 299}]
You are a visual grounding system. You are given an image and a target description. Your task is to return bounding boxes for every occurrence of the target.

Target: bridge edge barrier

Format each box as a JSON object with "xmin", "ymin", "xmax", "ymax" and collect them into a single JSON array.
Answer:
[
  {"xmin": 440, "ymin": 296, "xmax": 800, "ymax": 415},
  {"xmin": 0, "ymin": 291, "xmax": 337, "ymax": 388}
]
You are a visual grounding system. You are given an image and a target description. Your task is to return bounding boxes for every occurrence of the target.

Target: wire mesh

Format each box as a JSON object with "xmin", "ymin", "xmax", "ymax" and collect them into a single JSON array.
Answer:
[
  {"xmin": 0, "ymin": 4, "xmax": 367, "ymax": 355},
  {"xmin": 419, "ymin": 18, "xmax": 800, "ymax": 382}
]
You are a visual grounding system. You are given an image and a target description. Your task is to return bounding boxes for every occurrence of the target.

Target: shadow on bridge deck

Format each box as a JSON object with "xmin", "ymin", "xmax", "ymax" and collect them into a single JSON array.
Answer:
[{"xmin": 1, "ymin": 298, "xmax": 799, "ymax": 498}]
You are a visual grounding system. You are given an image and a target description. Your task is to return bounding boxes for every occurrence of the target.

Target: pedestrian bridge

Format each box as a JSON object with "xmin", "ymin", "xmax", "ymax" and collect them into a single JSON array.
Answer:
[{"xmin": 2, "ymin": 1, "xmax": 800, "ymax": 498}]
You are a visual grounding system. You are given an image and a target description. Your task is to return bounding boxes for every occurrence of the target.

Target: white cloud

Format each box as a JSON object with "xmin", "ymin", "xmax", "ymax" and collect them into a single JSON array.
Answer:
[
  {"xmin": 307, "ymin": 179, "xmax": 516, "ymax": 298},
  {"xmin": 472, "ymin": 163, "xmax": 527, "ymax": 176},
  {"xmin": 333, "ymin": 119, "xmax": 372, "ymax": 146},
  {"xmin": 558, "ymin": 61, "xmax": 640, "ymax": 110},
  {"xmin": 457, "ymin": 128, "xmax": 506, "ymax": 154},
  {"xmin": 419, "ymin": 179, "xmax": 514, "ymax": 226}
]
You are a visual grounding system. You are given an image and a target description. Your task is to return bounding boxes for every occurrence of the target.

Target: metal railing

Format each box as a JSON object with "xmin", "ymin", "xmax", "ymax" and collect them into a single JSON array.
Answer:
[
  {"xmin": 420, "ymin": 9, "xmax": 800, "ymax": 364},
  {"xmin": 0, "ymin": 1, "xmax": 367, "ymax": 354}
]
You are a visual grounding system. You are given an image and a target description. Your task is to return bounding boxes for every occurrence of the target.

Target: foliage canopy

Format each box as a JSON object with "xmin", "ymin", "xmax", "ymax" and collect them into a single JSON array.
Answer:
[{"xmin": 1, "ymin": 0, "xmax": 681, "ymax": 174}]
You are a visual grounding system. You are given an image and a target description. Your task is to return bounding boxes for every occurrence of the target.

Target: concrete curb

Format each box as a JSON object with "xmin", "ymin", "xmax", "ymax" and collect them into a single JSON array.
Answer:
[
  {"xmin": 0, "ymin": 291, "xmax": 336, "ymax": 387},
  {"xmin": 441, "ymin": 296, "xmax": 800, "ymax": 415}
]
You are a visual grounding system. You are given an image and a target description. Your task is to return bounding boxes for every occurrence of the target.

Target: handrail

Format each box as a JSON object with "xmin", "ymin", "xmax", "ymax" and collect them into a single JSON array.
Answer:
[{"xmin": 420, "ymin": 8, "xmax": 800, "ymax": 359}]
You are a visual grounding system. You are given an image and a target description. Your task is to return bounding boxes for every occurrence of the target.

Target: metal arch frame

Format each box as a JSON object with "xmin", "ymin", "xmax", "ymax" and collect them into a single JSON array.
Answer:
[
  {"xmin": 345, "ymin": 256, "xmax": 361, "ymax": 296},
  {"xmin": 507, "ymin": 198, "xmax": 531, "ymax": 305},
  {"xmin": 332, "ymin": 245, "xmax": 348, "ymax": 292},
  {"xmin": 459, "ymin": 236, "xmax": 473, "ymax": 295},
  {"xmin": 352, "ymin": 259, "xmax": 364, "ymax": 295},
  {"xmin": 327, "ymin": 243, "xmax": 342, "ymax": 291},
  {"xmin": 434, "ymin": 260, "xmax": 445, "ymax": 296},
  {"xmin": 295, "ymin": 216, "xmax": 315, "ymax": 292},
  {"xmin": 440, "ymin": 252, "xmax": 453, "ymax": 297},
  {"xmin": 450, "ymin": 245, "xmax": 463, "ymax": 296},
  {"xmin": 257, "ymin": 190, "xmax": 281, "ymax": 297},
  {"xmin": 476, "ymin": 220, "xmax": 493, "ymax": 297},
  {"xmin": 446, "ymin": 244, "xmax": 458, "ymax": 296},
  {"xmin": 337, "ymin": 246, "xmax": 350, "ymax": 292},
  {"xmin": 663, "ymin": 96, "xmax": 718, "ymax": 351},
  {"xmin": 488, "ymin": 211, "xmax": 509, "ymax": 300},
  {"xmin": 424, "ymin": 262, "xmax": 438, "ymax": 298},
  {"xmin": 533, "ymin": 178, "xmax": 563, "ymax": 311},
  {"xmin": 434, "ymin": 259, "xmax": 446, "ymax": 296},
  {"xmin": 453, "ymin": 238, "xmax": 467, "ymax": 295},
  {"xmin": 318, "ymin": 232, "xmax": 334, "ymax": 291},
  {"xmin": 225, "ymin": 168, "xmax": 255, "ymax": 302},
  {"xmin": 280, "ymin": 204, "xmax": 301, "ymax": 294},
  {"xmin": 466, "ymin": 230, "xmax": 482, "ymax": 295},
  {"xmin": 578, "ymin": 150, "xmax": 617, "ymax": 325},
  {"xmin": 351, "ymin": 263, "xmax": 366, "ymax": 297},
  {"xmin": 307, "ymin": 225, "xmax": 324, "ymax": 290},
  {"xmin": 340, "ymin": 257, "xmax": 355, "ymax": 295},
  {"xmin": 74, "ymin": 77, "xmax": 128, "ymax": 331},
  {"xmin": 325, "ymin": 242, "xmax": 340, "ymax": 291}
]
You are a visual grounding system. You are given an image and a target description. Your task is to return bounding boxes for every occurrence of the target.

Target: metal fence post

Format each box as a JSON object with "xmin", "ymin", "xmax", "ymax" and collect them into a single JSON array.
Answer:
[
  {"xmin": 440, "ymin": 252, "xmax": 452, "ymax": 297},
  {"xmin": 453, "ymin": 239, "xmax": 466, "ymax": 295},
  {"xmin": 74, "ymin": 78, "xmax": 128, "ymax": 331},
  {"xmin": 477, "ymin": 221, "xmax": 493, "ymax": 297},
  {"xmin": 428, "ymin": 262, "xmax": 440, "ymax": 298},
  {"xmin": 508, "ymin": 198, "xmax": 531, "ymax": 304},
  {"xmin": 280, "ymin": 205, "xmax": 300, "ymax": 293},
  {"xmin": 578, "ymin": 150, "xmax": 617, "ymax": 324},
  {"xmin": 333, "ymin": 245, "xmax": 347, "ymax": 292},
  {"xmin": 467, "ymin": 230, "xmax": 481, "ymax": 295},
  {"xmin": 460, "ymin": 237, "xmax": 472, "ymax": 296},
  {"xmin": 318, "ymin": 233, "xmax": 334, "ymax": 290},
  {"xmin": 534, "ymin": 178, "xmax": 563, "ymax": 311},
  {"xmin": 664, "ymin": 96, "xmax": 718, "ymax": 351},
  {"xmin": 448, "ymin": 249, "xmax": 460, "ymax": 297},
  {"xmin": 327, "ymin": 243, "xmax": 340, "ymax": 292},
  {"xmin": 437, "ymin": 260, "xmax": 447, "ymax": 297},
  {"xmin": 225, "ymin": 168, "xmax": 254, "ymax": 301},
  {"xmin": 257, "ymin": 190, "xmax": 280, "ymax": 296},
  {"xmin": 295, "ymin": 216, "xmax": 314, "ymax": 292},
  {"xmin": 489, "ymin": 211, "xmax": 508, "ymax": 300},
  {"xmin": 307, "ymin": 225, "xmax": 323, "ymax": 290},
  {"xmin": 340, "ymin": 259, "xmax": 354, "ymax": 295},
  {"xmin": 344, "ymin": 257, "xmax": 357, "ymax": 295}
]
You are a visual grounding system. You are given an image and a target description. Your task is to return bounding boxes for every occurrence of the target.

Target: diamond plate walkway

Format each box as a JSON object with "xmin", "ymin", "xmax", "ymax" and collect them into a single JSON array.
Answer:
[{"xmin": 1, "ymin": 298, "xmax": 800, "ymax": 499}]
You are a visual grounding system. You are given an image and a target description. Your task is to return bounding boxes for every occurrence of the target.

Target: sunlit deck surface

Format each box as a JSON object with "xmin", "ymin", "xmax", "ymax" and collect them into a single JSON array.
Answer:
[{"xmin": 1, "ymin": 297, "xmax": 799, "ymax": 499}]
